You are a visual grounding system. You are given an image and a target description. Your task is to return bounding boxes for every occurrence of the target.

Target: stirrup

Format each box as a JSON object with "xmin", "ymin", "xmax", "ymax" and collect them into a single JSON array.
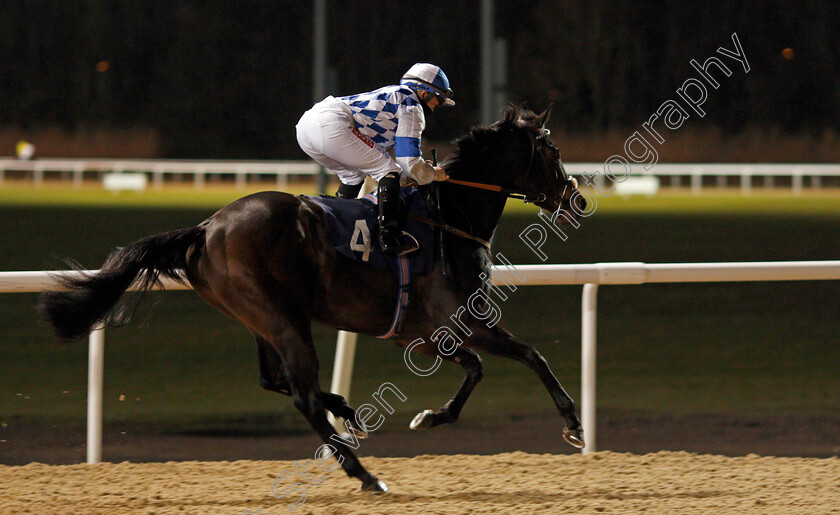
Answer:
[
  {"xmin": 395, "ymin": 231, "xmax": 420, "ymax": 256},
  {"xmin": 380, "ymin": 229, "xmax": 419, "ymax": 256}
]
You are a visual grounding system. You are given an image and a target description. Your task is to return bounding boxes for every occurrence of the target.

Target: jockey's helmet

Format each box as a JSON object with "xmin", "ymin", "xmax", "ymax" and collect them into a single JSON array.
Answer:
[{"xmin": 400, "ymin": 63, "xmax": 455, "ymax": 107}]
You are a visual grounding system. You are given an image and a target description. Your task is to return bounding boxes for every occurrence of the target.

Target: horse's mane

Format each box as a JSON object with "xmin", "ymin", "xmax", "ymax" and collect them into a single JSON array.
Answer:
[{"xmin": 447, "ymin": 104, "xmax": 541, "ymax": 168}]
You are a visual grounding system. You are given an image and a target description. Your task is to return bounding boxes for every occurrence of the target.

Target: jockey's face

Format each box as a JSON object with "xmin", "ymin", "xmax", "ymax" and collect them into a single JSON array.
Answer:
[{"xmin": 419, "ymin": 90, "xmax": 441, "ymax": 111}]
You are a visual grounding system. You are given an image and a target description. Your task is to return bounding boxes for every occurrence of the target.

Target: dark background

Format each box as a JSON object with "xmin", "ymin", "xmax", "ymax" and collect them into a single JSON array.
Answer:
[{"xmin": 2, "ymin": 0, "xmax": 839, "ymax": 159}]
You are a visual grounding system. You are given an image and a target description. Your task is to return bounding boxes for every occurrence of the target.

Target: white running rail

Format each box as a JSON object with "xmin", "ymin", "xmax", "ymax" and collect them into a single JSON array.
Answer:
[
  {"xmin": 2, "ymin": 159, "xmax": 840, "ymax": 193},
  {"xmin": 495, "ymin": 261, "xmax": 840, "ymax": 454},
  {"xmin": 0, "ymin": 271, "xmax": 187, "ymax": 464},
  {"xmin": 563, "ymin": 163, "xmax": 840, "ymax": 195},
  {"xmin": 2, "ymin": 260, "xmax": 839, "ymax": 462},
  {"xmin": 0, "ymin": 158, "xmax": 320, "ymax": 189}
]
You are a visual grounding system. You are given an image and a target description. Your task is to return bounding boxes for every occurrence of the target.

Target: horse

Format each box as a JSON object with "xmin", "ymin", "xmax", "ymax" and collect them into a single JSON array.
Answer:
[{"xmin": 39, "ymin": 104, "xmax": 587, "ymax": 493}]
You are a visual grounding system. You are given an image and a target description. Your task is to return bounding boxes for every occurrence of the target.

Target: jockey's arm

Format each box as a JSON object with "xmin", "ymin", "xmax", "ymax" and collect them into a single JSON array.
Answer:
[
  {"xmin": 393, "ymin": 102, "xmax": 448, "ymax": 185},
  {"xmin": 396, "ymin": 155, "xmax": 447, "ymax": 185}
]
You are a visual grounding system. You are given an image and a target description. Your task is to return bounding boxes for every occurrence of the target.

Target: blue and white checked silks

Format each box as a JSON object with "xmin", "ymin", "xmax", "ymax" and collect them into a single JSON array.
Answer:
[
  {"xmin": 296, "ymin": 87, "xmax": 435, "ymax": 185},
  {"xmin": 338, "ymin": 85, "xmax": 425, "ymax": 156}
]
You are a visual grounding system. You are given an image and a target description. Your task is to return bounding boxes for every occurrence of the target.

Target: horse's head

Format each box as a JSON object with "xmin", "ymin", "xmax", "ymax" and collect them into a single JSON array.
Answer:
[{"xmin": 489, "ymin": 104, "xmax": 586, "ymax": 225}]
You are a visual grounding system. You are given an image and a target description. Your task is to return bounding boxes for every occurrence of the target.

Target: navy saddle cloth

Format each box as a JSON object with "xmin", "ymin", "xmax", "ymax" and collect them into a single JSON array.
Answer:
[{"xmin": 304, "ymin": 188, "xmax": 435, "ymax": 275}]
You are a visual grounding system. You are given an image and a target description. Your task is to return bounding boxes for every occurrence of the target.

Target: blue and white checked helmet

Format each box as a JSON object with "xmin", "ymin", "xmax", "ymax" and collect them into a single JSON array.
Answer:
[{"xmin": 400, "ymin": 63, "xmax": 455, "ymax": 106}]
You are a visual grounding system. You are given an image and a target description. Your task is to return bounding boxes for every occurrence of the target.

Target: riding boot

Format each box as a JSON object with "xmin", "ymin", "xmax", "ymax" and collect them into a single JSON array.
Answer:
[
  {"xmin": 378, "ymin": 172, "xmax": 419, "ymax": 256},
  {"xmin": 336, "ymin": 182, "xmax": 363, "ymax": 199}
]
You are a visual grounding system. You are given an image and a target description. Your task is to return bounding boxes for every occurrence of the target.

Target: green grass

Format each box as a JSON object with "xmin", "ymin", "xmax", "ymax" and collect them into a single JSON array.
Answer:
[
  {"xmin": 584, "ymin": 189, "xmax": 840, "ymax": 216},
  {"xmin": 4, "ymin": 181, "xmax": 840, "ymax": 215},
  {"xmin": 1, "ymin": 185, "xmax": 839, "ymax": 435},
  {"xmin": 0, "ymin": 182, "xmax": 314, "ymax": 208}
]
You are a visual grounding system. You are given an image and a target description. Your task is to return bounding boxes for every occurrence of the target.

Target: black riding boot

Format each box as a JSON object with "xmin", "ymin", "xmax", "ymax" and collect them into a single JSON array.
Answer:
[
  {"xmin": 336, "ymin": 182, "xmax": 363, "ymax": 199},
  {"xmin": 378, "ymin": 173, "xmax": 419, "ymax": 256}
]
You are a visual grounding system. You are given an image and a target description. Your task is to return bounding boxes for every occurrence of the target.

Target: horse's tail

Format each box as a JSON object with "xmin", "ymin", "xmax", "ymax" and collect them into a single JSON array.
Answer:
[{"xmin": 38, "ymin": 225, "xmax": 205, "ymax": 341}]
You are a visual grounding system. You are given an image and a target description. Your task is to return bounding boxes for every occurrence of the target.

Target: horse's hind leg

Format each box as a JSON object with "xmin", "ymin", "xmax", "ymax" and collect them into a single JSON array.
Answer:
[
  {"xmin": 256, "ymin": 334, "xmax": 358, "ymax": 422},
  {"xmin": 407, "ymin": 345, "xmax": 484, "ymax": 430},
  {"xmin": 467, "ymin": 327, "xmax": 585, "ymax": 448}
]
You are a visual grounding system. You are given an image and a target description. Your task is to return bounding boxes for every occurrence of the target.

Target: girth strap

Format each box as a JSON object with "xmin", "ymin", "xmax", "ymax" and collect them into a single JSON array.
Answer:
[{"xmin": 377, "ymin": 254, "xmax": 411, "ymax": 339}]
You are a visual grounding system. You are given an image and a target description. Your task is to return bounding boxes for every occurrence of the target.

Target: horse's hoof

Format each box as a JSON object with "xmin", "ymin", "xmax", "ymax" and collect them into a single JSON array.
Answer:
[
  {"xmin": 409, "ymin": 409, "xmax": 435, "ymax": 430},
  {"xmin": 563, "ymin": 426, "xmax": 585, "ymax": 449},
  {"xmin": 362, "ymin": 478, "xmax": 389, "ymax": 494},
  {"xmin": 337, "ymin": 429, "xmax": 367, "ymax": 441},
  {"xmin": 349, "ymin": 423, "xmax": 369, "ymax": 439}
]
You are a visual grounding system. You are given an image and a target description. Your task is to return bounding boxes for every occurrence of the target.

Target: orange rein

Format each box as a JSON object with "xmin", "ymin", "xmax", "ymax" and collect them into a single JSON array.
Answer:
[
  {"xmin": 443, "ymin": 178, "xmax": 532, "ymax": 201},
  {"xmin": 445, "ymin": 178, "xmax": 504, "ymax": 192}
]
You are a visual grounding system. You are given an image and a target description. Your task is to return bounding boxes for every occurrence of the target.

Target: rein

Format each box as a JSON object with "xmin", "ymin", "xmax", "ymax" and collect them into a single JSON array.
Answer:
[
  {"xmin": 416, "ymin": 126, "xmax": 572, "ymax": 252},
  {"xmin": 408, "ymin": 213, "xmax": 491, "ymax": 250},
  {"xmin": 445, "ymin": 178, "xmax": 535, "ymax": 202},
  {"xmin": 444, "ymin": 129, "xmax": 568, "ymax": 205}
]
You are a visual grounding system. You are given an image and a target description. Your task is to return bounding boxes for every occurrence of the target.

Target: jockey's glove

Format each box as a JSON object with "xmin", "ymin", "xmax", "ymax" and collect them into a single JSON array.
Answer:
[{"xmin": 433, "ymin": 166, "xmax": 449, "ymax": 182}]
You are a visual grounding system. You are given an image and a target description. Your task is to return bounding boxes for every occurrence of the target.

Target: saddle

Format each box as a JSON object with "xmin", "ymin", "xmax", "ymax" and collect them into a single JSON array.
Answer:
[
  {"xmin": 305, "ymin": 188, "xmax": 435, "ymax": 339},
  {"xmin": 304, "ymin": 188, "xmax": 435, "ymax": 276}
]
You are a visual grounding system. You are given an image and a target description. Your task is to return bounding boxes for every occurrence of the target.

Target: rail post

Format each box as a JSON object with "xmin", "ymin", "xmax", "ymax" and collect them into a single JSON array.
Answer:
[
  {"xmin": 581, "ymin": 283, "xmax": 598, "ymax": 454},
  {"xmin": 326, "ymin": 330, "xmax": 358, "ymax": 431},
  {"xmin": 87, "ymin": 325, "xmax": 105, "ymax": 464},
  {"xmin": 690, "ymin": 166, "xmax": 702, "ymax": 194}
]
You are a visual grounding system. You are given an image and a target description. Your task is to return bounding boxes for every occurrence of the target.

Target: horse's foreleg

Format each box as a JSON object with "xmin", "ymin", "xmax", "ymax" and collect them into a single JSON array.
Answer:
[
  {"xmin": 268, "ymin": 323, "xmax": 387, "ymax": 493},
  {"xmin": 256, "ymin": 336, "xmax": 360, "ymax": 424},
  {"xmin": 318, "ymin": 391, "xmax": 358, "ymax": 421},
  {"xmin": 257, "ymin": 337, "xmax": 291, "ymax": 395},
  {"xmin": 408, "ymin": 346, "xmax": 484, "ymax": 430},
  {"xmin": 467, "ymin": 327, "xmax": 585, "ymax": 448}
]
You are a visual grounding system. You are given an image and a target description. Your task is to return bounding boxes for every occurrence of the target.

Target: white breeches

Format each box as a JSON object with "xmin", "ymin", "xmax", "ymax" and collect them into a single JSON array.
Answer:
[{"xmin": 296, "ymin": 97, "xmax": 400, "ymax": 185}]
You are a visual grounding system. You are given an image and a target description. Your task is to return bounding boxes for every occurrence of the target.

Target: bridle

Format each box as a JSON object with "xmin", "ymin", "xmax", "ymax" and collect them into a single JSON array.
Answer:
[
  {"xmin": 412, "ymin": 124, "xmax": 578, "ymax": 252},
  {"xmin": 446, "ymin": 127, "xmax": 575, "ymax": 206}
]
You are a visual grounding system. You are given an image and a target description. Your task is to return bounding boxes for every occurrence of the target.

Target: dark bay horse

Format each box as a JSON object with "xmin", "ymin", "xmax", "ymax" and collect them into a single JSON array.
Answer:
[{"xmin": 39, "ymin": 105, "xmax": 586, "ymax": 493}]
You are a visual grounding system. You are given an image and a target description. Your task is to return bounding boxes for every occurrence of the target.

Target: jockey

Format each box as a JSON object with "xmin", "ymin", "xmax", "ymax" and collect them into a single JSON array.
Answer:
[{"xmin": 296, "ymin": 63, "xmax": 454, "ymax": 256}]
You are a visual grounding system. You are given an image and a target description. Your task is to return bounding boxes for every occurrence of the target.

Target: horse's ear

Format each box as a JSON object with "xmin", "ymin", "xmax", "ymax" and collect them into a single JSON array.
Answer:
[
  {"xmin": 501, "ymin": 104, "xmax": 519, "ymax": 125},
  {"xmin": 537, "ymin": 104, "xmax": 553, "ymax": 128}
]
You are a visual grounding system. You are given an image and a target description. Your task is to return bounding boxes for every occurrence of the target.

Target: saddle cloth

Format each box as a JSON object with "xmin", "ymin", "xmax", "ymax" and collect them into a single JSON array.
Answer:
[{"xmin": 304, "ymin": 188, "xmax": 435, "ymax": 275}]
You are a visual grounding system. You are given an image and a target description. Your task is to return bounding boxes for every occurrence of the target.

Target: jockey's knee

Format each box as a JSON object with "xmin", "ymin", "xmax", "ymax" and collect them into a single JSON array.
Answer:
[{"xmin": 336, "ymin": 182, "xmax": 363, "ymax": 199}]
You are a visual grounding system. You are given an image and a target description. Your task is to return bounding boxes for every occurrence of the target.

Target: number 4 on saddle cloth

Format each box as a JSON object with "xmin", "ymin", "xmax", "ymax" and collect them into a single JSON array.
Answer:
[{"xmin": 303, "ymin": 188, "xmax": 435, "ymax": 338}]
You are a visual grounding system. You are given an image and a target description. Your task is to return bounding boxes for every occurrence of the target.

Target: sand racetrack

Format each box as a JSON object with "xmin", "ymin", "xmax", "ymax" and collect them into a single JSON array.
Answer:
[{"xmin": 2, "ymin": 451, "xmax": 839, "ymax": 514}]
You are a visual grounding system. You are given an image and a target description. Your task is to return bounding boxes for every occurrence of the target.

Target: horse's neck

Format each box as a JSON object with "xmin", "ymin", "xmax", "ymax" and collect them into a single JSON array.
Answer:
[{"xmin": 439, "ymin": 162, "xmax": 508, "ymax": 244}]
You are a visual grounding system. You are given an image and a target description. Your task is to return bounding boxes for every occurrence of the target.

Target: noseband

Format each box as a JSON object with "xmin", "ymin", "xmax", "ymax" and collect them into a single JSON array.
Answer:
[{"xmin": 446, "ymin": 128, "xmax": 574, "ymax": 205}]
